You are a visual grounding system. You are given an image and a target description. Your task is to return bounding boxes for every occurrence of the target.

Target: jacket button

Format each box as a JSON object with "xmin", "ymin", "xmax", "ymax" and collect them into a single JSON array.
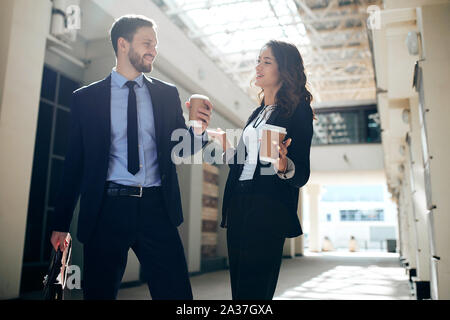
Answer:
[{"xmin": 162, "ymin": 174, "xmax": 166, "ymax": 180}]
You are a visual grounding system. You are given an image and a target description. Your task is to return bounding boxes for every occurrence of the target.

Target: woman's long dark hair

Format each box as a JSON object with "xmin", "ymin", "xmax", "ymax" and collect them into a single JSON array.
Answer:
[{"xmin": 257, "ymin": 40, "xmax": 314, "ymax": 118}]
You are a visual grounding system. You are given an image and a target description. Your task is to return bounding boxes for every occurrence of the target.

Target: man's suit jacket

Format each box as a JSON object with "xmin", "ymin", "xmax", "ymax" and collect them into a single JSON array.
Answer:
[
  {"xmin": 220, "ymin": 101, "xmax": 314, "ymax": 238},
  {"xmin": 50, "ymin": 74, "xmax": 207, "ymax": 244}
]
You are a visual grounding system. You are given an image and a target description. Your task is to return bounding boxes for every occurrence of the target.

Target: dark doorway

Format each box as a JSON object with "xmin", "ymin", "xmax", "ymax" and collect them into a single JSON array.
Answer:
[{"xmin": 20, "ymin": 65, "xmax": 80, "ymax": 294}]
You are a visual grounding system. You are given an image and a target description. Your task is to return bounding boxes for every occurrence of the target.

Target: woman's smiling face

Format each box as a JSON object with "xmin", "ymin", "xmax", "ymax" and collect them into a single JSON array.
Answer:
[{"xmin": 255, "ymin": 46, "xmax": 281, "ymax": 91}]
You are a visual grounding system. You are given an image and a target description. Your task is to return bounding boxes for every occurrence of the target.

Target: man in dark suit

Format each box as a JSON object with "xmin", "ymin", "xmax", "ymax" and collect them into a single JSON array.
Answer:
[{"xmin": 50, "ymin": 15, "xmax": 212, "ymax": 300}]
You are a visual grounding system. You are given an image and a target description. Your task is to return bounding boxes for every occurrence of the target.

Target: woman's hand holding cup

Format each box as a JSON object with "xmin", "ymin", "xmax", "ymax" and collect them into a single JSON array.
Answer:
[{"xmin": 275, "ymin": 138, "xmax": 292, "ymax": 173}]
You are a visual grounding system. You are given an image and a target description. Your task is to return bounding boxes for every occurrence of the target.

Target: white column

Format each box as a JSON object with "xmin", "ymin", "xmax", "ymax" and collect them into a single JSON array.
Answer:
[
  {"xmin": 395, "ymin": 198, "xmax": 406, "ymax": 257},
  {"xmin": 177, "ymin": 163, "xmax": 203, "ymax": 273},
  {"xmin": 398, "ymin": 183, "xmax": 413, "ymax": 266},
  {"xmin": 305, "ymin": 184, "xmax": 322, "ymax": 252},
  {"xmin": 400, "ymin": 164, "xmax": 418, "ymax": 270},
  {"xmin": 295, "ymin": 188, "xmax": 305, "ymax": 256},
  {"xmin": 0, "ymin": 0, "xmax": 52, "ymax": 299},
  {"xmin": 283, "ymin": 188, "xmax": 305, "ymax": 258},
  {"xmin": 283, "ymin": 238, "xmax": 295, "ymax": 258},
  {"xmin": 408, "ymin": 97, "xmax": 431, "ymax": 282},
  {"xmin": 416, "ymin": 2, "xmax": 450, "ymax": 299}
]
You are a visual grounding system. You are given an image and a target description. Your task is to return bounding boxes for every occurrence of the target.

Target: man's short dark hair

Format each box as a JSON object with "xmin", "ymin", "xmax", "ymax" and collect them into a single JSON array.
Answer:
[{"xmin": 110, "ymin": 15, "xmax": 156, "ymax": 56}]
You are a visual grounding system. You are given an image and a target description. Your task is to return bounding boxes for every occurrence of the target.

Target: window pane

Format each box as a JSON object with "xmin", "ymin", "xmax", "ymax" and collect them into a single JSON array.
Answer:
[
  {"xmin": 339, "ymin": 209, "xmax": 384, "ymax": 221},
  {"xmin": 312, "ymin": 106, "xmax": 381, "ymax": 145},
  {"xmin": 312, "ymin": 113, "xmax": 329, "ymax": 144},
  {"xmin": 365, "ymin": 109, "xmax": 381, "ymax": 143},
  {"xmin": 24, "ymin": 101, "xmax": 53, "ymax": 263},
  {"xmin": 40, "ymin": 66, "xmax": 57, "ymax": 101},
  {"xmin": 58, "ymin": 75, "xmax": 80, "ymax": 107},
  {"xmin": 328, "ymin": 112, "xmax": 359, "ymax": 144}
]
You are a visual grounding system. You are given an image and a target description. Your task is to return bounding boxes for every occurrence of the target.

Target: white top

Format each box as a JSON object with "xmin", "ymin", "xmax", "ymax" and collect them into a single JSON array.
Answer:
[
  {"xmin": 239, "ymin": 106, "xmax": 274, "ymax": 181},
  {"xmin": 223, "ymin": 105, "xmax": 295, "ymax": 181}
]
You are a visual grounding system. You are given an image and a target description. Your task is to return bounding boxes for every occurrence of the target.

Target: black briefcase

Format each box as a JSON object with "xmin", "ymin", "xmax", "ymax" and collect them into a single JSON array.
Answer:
[{"xmin": 42, "ymin": 235, "xmax": 72, "ymax": 300}]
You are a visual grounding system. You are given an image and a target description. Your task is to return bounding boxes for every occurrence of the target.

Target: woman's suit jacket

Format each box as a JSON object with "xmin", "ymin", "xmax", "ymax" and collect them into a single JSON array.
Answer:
[{"xmin": 220, "ymin": 100, "xmax": 313, "ymax": 238}]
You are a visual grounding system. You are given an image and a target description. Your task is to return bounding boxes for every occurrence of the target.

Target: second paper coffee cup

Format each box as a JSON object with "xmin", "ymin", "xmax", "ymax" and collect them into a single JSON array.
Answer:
[{"xmin": 259, "ymin": 124, "xmax": 287, "ymax": 163}]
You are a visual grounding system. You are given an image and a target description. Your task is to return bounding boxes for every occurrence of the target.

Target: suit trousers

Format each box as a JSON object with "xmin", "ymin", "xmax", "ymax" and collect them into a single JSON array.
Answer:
[
  {"xmin": 82, "ymin": 187, "xmax": 193, "ymax": 300},
  {"xmin": 226, "ymin": 181, "xmax": 286, "ymax": 300}
]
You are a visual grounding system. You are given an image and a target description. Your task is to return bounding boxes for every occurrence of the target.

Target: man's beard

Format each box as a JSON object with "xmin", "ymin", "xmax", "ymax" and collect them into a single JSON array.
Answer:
[{"xmin": 128, "ymin": 47, "xmax": 153, "ymax": 73}]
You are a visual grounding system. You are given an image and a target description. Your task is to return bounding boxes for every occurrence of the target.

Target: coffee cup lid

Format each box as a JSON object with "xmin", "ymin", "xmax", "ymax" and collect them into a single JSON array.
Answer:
[
  {"xmin": 261, "ymin": 124, "xmax": 287, "ymax": 134},
  {"xmin": 190, "ymin": 94, "xmax": 210, "ymax": 101}
]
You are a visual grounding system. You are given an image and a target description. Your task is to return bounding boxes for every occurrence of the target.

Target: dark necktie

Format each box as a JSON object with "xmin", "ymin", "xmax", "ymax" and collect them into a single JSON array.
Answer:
[{"xmin": 125, "ymin": 81, "xmax": 140, "ymax": 175}]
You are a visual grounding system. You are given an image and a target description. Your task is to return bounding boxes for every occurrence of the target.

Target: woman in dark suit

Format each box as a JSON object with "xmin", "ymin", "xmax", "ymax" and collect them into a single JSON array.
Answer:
[{"xmin": 217, "ymin": 40, "xmax": 314, "ymax": 300}]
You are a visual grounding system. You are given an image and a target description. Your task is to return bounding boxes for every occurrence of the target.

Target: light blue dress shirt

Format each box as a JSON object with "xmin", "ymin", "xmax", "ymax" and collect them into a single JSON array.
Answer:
[{"xmin": 106, "ymin": 69, "xmax": 161, "ymax": 187}]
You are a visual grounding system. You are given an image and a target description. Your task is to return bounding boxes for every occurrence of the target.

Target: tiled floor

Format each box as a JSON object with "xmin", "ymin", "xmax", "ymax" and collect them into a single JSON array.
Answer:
[
  {"xmin": 273, "ymin": 251, "xmax": 412, "ymax": 300},
  {"xmin": 22, "ymin": 250, "xmax": 412, "ymax": 300},
  {"xmin": 117, "ymin": 251, "xmax": 412, "ymax": 300}
]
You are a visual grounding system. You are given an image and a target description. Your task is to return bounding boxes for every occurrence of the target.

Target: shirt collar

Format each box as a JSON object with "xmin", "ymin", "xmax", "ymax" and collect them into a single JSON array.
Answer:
[{"xmin": 111, "ymin": 68, "xmax": 144, "ymax": 88}]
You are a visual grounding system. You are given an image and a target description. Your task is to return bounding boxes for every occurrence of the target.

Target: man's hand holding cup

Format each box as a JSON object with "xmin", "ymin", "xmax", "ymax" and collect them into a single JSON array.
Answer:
[{"xmin": 185, "ymin": 94, "xmax": 213, "ymax": 135}]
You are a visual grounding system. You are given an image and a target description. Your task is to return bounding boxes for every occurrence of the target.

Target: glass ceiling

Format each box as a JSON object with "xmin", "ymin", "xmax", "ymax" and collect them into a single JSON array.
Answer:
[{"xmin": 153, "ymin": 0, "xmax": 380, "ymax": 104}]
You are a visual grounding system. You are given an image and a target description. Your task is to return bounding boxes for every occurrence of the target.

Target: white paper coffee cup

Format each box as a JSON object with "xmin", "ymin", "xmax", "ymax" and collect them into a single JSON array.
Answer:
[{"xmin": 259, "ymin": 124, "xmax": 287, "ymax": 163}]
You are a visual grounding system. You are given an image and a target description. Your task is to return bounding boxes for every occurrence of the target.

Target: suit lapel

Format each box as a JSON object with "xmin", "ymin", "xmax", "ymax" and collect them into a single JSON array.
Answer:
[
  {"xmin": 236, "ymin": 106, "xmax": 265, "ymax": 158},
  {"xmin": 245, "ymin": 105, "xmax": 264, "ymax": 128},
  {"xmin": 235, "ymin": 105, "xmax": 274, "ymax": 174},
  {"xmin": 95, "ymin": 74, "xmax": 163, "ymax": 170},
  {"xmin": 143, "ymin": 76, "xmax": 162, "ymax": 149},
  {"xmin": 236, "ymin": 107, "xmax": 262, "ymax": 160},
  {"xmin": 95, "ymin": 75, "xmax": 112, "ymax": 158},
  {"xmin": 244, "ymin": 105, "xmax": 283, "ymax": 128},
  {"xmin": 265, "ymin": 106, "xmax": 282, "ymax": 126}
]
